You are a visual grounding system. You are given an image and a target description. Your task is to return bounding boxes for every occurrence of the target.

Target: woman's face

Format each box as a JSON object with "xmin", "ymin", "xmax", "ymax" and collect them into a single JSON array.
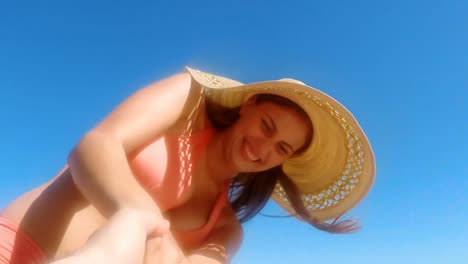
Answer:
[{"xmin": 226, "ymin": 98, "xmax": 311, "ymax": 173}]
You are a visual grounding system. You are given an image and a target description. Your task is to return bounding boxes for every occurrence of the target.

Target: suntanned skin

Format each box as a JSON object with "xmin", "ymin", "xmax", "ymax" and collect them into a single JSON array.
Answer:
[{"xmin": 1, "ymin": 71, "xmax": 310, "ymax": 264}]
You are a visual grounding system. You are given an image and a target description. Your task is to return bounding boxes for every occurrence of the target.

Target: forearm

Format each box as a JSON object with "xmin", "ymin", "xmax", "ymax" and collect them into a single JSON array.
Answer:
[{"xmin": 68, "ymin": 130, "xmax": 158, "ymax": 217}]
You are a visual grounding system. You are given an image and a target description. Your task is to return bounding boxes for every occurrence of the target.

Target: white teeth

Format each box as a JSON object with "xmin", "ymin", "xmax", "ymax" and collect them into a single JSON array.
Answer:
[{"xmin": 245, "ymin": 142, "xmax": 260, "ymax": 162}]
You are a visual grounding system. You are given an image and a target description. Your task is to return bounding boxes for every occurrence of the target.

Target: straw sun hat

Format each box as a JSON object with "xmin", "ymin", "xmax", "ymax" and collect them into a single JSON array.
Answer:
[{"xmin": 185, "ymin": 67, "xmax": 376, "ymax": 222}]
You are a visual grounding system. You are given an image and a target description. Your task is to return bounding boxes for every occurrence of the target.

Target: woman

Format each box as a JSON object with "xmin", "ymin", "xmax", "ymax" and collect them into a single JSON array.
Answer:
[{"xmin": 0, "ymin": 67, "xmax": 375, "ymax": 264}]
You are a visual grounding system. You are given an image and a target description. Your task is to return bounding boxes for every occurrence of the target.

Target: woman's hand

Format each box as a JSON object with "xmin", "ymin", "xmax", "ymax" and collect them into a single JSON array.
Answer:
[{"xmin": 144, "ymin": 234, "xmax": 187, "ymax": 264}]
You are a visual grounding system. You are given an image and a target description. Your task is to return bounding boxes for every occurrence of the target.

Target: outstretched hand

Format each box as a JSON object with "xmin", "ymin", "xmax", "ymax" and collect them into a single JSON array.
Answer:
[{"xmin": 50, "ymin": 208, "xmax": 169, "ymax": 264}]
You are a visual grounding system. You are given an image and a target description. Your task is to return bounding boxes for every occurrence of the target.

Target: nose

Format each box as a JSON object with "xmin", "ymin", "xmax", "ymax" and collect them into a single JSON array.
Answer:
[{"xmin": 252, "ymin": 136, "xmax": 274, "ymax": 162}]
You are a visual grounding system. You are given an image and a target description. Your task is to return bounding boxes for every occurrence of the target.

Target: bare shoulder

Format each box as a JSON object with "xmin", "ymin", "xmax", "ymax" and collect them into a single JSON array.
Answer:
[
  {"xmin": 89, "ymin": 70, "xmax": 203, "ymax": 154},
  {"xmin": 167, "ymin": 78, "xmax": 210, "ymax": 135}
]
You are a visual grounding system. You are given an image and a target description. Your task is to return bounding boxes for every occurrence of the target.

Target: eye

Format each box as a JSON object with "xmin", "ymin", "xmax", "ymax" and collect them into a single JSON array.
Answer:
[
  {"xmin": 277, "ymin": 144, "xmax": 290, "ymax": 156},
  {"xmin": 261, "ymin": 119, "xmax": 271, "ymax": 133}
]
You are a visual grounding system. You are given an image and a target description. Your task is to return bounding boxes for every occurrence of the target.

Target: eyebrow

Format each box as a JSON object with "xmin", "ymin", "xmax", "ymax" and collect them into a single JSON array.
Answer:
[{"xmin": 265, "ymin": 113, "xmax": 294, "ymax": 153}]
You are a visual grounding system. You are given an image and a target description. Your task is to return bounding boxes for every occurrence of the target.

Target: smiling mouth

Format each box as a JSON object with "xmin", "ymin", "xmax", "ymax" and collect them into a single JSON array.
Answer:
[{"xmin": 243, "ymin": 139, "xmax": 260, "ymax": 162}]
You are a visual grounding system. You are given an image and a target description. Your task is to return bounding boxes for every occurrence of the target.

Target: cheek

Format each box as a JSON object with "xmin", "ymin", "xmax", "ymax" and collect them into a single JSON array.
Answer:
[
  {"xmin": 237, "ymin": 114, "xmax": 261, "ymax": 130},
  {"xmin": 265, "ymin": 155, "xmax": 286, "ymax": 169}
]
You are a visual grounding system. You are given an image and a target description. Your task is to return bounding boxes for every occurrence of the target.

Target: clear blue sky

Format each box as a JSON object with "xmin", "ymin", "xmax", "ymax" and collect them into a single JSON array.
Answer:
[{"xmin": 0, "ymin": 0, "xmax": 467, "ymax": 263}]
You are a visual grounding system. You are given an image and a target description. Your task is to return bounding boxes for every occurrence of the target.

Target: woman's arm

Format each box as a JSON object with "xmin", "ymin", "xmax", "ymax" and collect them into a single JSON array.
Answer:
[
  {"xmin": 68, "ymin": 71, "xmax": 194, "ymax": 217},
  {"xmin": 49, "ymin": 208, "xmax": 242, "ymax": 264}
]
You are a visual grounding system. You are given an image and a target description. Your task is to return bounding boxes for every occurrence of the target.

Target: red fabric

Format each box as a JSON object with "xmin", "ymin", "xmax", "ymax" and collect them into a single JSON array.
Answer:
[
  {"xmin": 0, "ymin": 217, "xmax": 46, "ymax": 264},
  {"xmin": 130, "ymin": 129, "xmax": 230, "ymax": 250}
]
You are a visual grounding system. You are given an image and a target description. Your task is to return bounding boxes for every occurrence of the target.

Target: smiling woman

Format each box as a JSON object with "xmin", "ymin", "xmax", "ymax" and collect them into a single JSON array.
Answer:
[
  {"xmin": 210, "ymin": 94, "xmax": 312, "ymax": 171},
  {"xmin": 0, "ymin": 66, "xmax": 375, "ymax": 264}
]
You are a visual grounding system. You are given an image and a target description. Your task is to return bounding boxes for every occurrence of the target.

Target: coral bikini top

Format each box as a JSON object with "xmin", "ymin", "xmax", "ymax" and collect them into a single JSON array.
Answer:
[{"xmin": 129, "ymin": 129, "xmax": 229, "ymax": 251}]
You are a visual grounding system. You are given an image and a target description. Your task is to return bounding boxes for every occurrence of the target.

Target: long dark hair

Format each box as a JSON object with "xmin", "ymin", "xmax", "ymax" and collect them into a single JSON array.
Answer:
[{"xmin": 206, "ymin": 93, "xmax": 359, "ymax": 234}]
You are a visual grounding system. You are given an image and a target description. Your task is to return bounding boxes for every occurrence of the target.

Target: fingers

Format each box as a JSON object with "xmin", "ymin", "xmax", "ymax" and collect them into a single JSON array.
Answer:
[
  {"xmin": 138, "ymin": 210, "xmax": 170, "ymax": 237},
  {"xmin": 145, "ymin": 235, "xmax": 184, "ymax": 264}
]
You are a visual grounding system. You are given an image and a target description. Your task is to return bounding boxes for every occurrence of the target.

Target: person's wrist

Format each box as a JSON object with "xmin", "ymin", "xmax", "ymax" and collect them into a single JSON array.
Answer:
[{"xmin": 114, "ymin": 207, "xmax": 169, "ymax": 237}]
